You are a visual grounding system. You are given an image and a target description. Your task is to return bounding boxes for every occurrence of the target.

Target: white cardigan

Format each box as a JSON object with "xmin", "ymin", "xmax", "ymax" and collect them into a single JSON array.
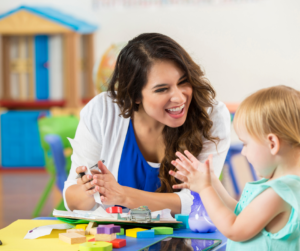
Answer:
[{"xmin": 63, "ymin": 92, "xmax": 231, "ymax": 214}]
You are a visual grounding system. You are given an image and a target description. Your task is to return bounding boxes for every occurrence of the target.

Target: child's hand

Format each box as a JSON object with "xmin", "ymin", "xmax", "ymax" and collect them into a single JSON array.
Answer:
[{"xmin": 169, "ymin": 150, "xmax": 213, "ymax": 194}]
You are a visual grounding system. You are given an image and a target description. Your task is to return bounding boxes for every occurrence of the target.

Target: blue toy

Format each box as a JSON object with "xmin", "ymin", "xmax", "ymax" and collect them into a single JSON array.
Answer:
[
  {"xmin": 136, "ymin": 229, "xmax": 155, "ymax": 238},
  {"xmin": 188, "ymin": 191, "xmax": 216, "ymax": 233},
  {"xmin": 175, "ymin": 214, "xmax": 189, "ymax": 229}
]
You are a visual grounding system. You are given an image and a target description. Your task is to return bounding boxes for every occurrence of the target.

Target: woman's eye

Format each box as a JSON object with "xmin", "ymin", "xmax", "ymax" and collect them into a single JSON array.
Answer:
[
  {"xmin": 154, "ymin": 88, "xmax": 168, "ymax": 93},
  {"xmin": 178, "ymin": 80, "xmax": 188, "ymax": 85}
]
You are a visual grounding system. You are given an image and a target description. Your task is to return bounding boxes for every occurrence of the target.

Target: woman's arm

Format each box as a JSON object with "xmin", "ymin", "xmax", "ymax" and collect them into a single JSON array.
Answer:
[
  {"xmin": 91, "ymin": 162, "xmax": 182, "ymax": 214},
  {"xmin": 65, "ymin": 166, "xmax": 101, "ymax": 211}
]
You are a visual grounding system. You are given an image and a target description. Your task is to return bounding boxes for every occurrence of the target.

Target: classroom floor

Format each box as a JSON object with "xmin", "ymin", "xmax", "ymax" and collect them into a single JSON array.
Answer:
[{"xmin": 0, "ymin": 170, "xmax": 61, "ymax": 229}]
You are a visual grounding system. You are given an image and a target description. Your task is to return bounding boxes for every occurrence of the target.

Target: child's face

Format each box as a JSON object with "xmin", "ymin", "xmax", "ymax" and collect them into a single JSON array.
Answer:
[{"xmin": 236, "ymin": 126, "xmax": 277, "ymax": 179}]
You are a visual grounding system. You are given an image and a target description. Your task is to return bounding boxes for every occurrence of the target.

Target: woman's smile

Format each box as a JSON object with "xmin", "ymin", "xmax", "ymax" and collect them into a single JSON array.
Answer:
[{"xmin": 165, "ymin": 103, "xmax": 186, "ymax": 118}]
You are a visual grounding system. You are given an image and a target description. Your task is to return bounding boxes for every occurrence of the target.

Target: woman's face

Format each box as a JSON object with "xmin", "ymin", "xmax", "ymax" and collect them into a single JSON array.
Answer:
[{"xmin": 139, "ymin": 60, "xmax": 193, "ymax": 128}]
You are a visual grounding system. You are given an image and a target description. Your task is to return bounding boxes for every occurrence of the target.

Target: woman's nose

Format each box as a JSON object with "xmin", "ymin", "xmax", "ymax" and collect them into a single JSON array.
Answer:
[{"xmin": 170, "ymin": 87, "xmax": 186, "ymax": 103}]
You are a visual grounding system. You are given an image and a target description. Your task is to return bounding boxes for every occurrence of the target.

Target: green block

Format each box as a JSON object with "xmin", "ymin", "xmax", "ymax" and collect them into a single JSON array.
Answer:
[
  {"xmin": 79, "ymin": 242, "xmax": 112, "ymax": 251},
  {"xmin": 151, "ymin": 227, "xmax": 173, "ymax": 235},
  {"xmin": 116, "ymin": 228, "xmax": 124, "ymax": 235}
]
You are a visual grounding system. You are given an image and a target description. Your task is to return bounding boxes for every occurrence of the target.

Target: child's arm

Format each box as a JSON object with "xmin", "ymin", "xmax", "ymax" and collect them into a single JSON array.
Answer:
[
  {"xmin": 200, "ymin": 185, "xmax": 289, "ymax": 241},
  {"xmin": 170, "ymin": 151, "xmax": 289, "ymax": 241},
  {"xmin": 170, "ymin": 151, "xmax": 237, "ymax": 211}
]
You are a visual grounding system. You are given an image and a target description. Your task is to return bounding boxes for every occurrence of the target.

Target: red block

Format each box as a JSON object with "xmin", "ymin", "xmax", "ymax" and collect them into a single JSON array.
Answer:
[
  {"xmin": 106, "ymin": 206, "xmax": 122, "ymax": 214},
  {"xmin": 88, "ymin": 238, "xmax": 96, "ymax": 242},
  {"xmin": 108, "ymin": 239, "xmax": 126, "ymax": 248}
]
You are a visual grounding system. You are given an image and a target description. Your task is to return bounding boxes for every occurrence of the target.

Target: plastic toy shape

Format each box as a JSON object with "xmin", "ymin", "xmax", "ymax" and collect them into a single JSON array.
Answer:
[
  {"xmin": 106, "ymin": 206, "xmax": 122, "ymax": 214},
  {"xmin": 136, "ymin": 229, "xmax": 155, "ymax": 238},
  {"xmin": 175, "ymin": 214, "xmax": 189, "ymax": 229},
  {"xmin": 151, "ymin": 227, "xmax": 173, "ymax": 235},
  {"xmin": 97, "ymin": 224, "xmax": 120, "ymax": 234},
  {"xmin": 79, "ymin": 242, "xmax": 112, "ymax": 251},
  {"xmin": 116, "ymin": 228, "xmax": 124, "ymax": 236},
  {"xmin": 189, "ymin": 191, "xmax": 217, "ymax": 233},
  {"xmin": 126, "ymin": 228, "xmax": 148, "ymax": 238},
  {"xmin": 108, "ymin": 239, "xmax": 126, "ymax": 248},
  {"xmin": 117, "ymin": 206, "xmax": 160, "ymax": 223}
]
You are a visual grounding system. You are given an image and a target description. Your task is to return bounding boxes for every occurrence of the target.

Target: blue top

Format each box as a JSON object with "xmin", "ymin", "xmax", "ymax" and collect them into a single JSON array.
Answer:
[
  {"xmin": 118, "ymin": 120, "xmax": 161, "ymax": 192},
  {"xmin": 227, "ymin": 175, "xmax": 300, "ymax": 251},
  {"xmin": 0, "ymin": 6, "xmax": 98, "ymax": 34}
]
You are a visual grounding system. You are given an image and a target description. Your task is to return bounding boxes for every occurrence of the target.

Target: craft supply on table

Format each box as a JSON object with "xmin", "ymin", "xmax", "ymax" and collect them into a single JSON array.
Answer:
[{"xmin": 24, "ymin": 223, "xmax": 73, "ymax": 239}]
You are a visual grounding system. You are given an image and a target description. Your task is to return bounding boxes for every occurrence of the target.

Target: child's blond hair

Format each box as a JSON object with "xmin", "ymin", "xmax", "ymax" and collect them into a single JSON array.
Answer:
[{"xmin": 233, "ymin": 85, "xmax": 300, "ymax": 147}]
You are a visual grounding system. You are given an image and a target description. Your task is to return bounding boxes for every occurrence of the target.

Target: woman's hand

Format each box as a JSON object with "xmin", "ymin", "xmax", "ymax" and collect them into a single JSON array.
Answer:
[
  {"xmin": 91, "ymin": 161, "xmax": 126, "ymax": 205},
  {"xmin": 76, "ymin": 165, "xmax": 101, "ymax": 196},
  {"xmin": 169, "ymin": 150, "xmax": 213, "ymax": 194}
]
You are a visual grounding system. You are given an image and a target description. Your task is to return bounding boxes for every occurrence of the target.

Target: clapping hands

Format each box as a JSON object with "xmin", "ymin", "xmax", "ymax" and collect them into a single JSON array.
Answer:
[{"xmin": 169, "ymin": 150, "xmax": 214, "ymax": 194}]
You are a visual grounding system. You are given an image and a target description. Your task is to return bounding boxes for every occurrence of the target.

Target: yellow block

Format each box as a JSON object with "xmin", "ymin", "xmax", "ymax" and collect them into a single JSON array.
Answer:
[
  {"xmin": 126, "ymin": 228, "xmax": 148, "ymax": 238},
  {"xmin": 75, "ymin": 224, "xmax": 88, "ymax": 230},
  {"xmin": 0, "ymin": 220, "xmax": 94, "ymax": 251}
]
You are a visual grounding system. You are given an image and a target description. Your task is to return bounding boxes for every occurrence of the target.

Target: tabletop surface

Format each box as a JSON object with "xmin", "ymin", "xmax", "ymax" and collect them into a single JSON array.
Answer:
[{"xmin": 0, "ymin": 218, "xmax": 227, "ymax": 251}]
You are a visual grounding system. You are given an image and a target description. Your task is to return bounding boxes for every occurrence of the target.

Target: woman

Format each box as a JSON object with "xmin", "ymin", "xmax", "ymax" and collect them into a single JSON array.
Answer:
[{"xmin": 63, "ymin": 33, "xmax": 231, "ymax": 215}]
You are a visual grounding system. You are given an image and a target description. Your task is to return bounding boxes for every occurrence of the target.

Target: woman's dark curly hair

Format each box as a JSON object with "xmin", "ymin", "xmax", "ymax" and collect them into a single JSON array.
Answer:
[{"xmin": 108, "ymin": 33, "xmax": 218, "ymax": 193}]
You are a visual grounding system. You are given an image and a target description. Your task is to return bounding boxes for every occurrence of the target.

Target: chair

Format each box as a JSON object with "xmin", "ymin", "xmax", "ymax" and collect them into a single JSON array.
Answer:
[
  {"xmin": 224, "ymin": 143, "xmax": 258, "ymax": 197},
  {"xmin": 44, "ymin": 135, "xmax": 67, "ymax": 193},
  {"xmin": 32, "ymin": 115, "xmax": 79, "ymax": 217}
]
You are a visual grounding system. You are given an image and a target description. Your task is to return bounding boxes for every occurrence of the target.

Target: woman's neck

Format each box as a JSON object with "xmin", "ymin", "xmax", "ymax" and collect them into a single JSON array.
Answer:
[
  {"xmin": 131, "ymin": 105, "xmax": 166, "ymax": 163},
  {"xmin": 132, "ymin": 104, "xmax": 165, "ymax": 135}
]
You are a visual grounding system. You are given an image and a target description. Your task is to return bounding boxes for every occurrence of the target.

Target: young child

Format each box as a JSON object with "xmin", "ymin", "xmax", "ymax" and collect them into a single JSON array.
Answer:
[{"xmin": 169, "ymin": 85, "xmax": 300, "ymax": 250}]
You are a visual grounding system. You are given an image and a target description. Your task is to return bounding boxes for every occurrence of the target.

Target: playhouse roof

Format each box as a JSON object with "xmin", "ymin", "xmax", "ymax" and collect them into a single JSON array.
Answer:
[{"xmin": 0, "ymin": 5, "xmax": 98, "ymax": 34}]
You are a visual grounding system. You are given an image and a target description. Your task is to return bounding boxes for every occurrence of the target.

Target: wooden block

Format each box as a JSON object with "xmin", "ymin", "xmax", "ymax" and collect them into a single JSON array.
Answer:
[
  {"xmin": 67, "ymin": 229, "xmax": 85, "ymax": 235},
  {"xmin": 90, "ymin": 227, "xmax": 97, "ymax": 235},
  {"xmin": 95, "ymin": 233, "xmax": 116, "ymax": 241},
  {"xmin": 86, "ymin": 222, "xmax": 98, "ymax": 235},
  {"xmin": 116, "ymin": 228, "xmax": 124, "ymax": 236},
  {"xmin": 137, "ymin": 229, "xmax": 155, "ymax": 238},
  {"xmin": 126, "ymin": 228, "xmax": 148, "ymax": 238},
  {"xmin": 59, "ymin": 233, "xmax": 86, "ymax": 244},
  {"xmin": 79, "ymin": 242, "xmax": 112, "ymax": 251},
  {"xmin": 76, "ymin": 224, "xmax": 88, "ymax": 230},
  {"xmin": 107, "ymin": 238, "xmax": 126, "ymax": 248},
  {"xmin": 151, "ymin": 227, "xmax": 173, "ymax": 235}
]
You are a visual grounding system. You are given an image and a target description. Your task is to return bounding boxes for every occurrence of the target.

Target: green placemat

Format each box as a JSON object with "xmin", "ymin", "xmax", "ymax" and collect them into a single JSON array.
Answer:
[{"xmin": 57, "ymin": 217, "xmax": 184, "ymax": 229}]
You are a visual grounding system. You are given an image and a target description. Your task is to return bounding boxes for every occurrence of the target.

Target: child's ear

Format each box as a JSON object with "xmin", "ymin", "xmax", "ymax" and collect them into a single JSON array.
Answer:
[{"xmin": 267, "ymin": 133, "xmax": 280, "ymax": 155}]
